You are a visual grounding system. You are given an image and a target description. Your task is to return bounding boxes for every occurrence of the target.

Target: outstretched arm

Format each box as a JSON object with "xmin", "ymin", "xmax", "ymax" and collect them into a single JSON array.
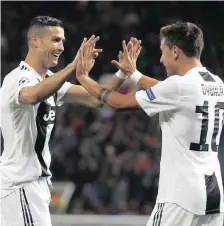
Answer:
[
  {"xmin": 62, "ymin": 73, "xmax": 126, "ymax": 108},
  {"xmin": 111, "ymin": 39, "xmax": 160, "ymax": 89},
  {"xmin": 75, "ymin": 40, "xmax": 181, "ymax": 115},
  {"xmin": 75, "ymin": 39, "xmax": 140, "ymax": 109},
  {"xmin": 18, "ymin": 35, "xmax": 101, "ymax": 105},
  {"xmin": 77, "ymin": 75, "xmax": 140, "ymax": 109},
  {"xmin": 62, "ymin": 38, "xmax": 142, "ymax": 108}
]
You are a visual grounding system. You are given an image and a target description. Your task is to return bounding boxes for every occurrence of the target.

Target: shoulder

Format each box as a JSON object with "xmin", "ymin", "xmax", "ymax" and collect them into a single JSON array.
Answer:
[
  {"xmin": 156, "ymin": 75, "xmax": 181, "ymax": 87},
  {"xmin": 3, "ymin": 68, "xmax": 39, "ymax": 91},
  {"xmin": 151, "ymin": 75, "xmax": 181, "ymax": 96}
]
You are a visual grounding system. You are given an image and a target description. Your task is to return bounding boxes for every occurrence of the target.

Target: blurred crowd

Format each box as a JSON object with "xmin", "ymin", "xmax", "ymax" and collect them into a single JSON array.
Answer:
[{"xmin": 1, "ymin": 1, "xmax": 224, "ymax": 215}]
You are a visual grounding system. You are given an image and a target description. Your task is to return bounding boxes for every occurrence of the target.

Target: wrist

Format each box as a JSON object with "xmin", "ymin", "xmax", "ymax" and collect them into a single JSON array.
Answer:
[
  {"xmin": 115, "ymin": 70, "xmax": 128, "ymax": 80},
  {"xmin": 130, "ymin": 70, "xmax": 143, "ymax": 84},
  {"xmin": 77, "ymin": 73, "xmax": 89, "ymax": 79},
  {"xmin": 69, "ymin": 61, "xmax": 77, "ymax": 71}
]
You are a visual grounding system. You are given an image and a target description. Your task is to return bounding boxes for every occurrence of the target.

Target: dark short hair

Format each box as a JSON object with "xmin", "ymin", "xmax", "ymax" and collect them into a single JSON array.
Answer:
[
  {"xmin": 28, "ymin": 15, "xmax": 64, "ymax": 30},
  {"xmin": 160, "ymin": 22, "xmax": 204, "ymax": 59}
]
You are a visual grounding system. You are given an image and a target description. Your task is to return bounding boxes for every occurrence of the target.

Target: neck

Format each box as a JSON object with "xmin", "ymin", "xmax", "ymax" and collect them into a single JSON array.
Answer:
[
  {"xmin": 177, "ymin": 58, "xmax": 203, "ymax": 76},
  {"xmin": 25, "ymin": 50, "xmax": 48, "ymax": 79}
]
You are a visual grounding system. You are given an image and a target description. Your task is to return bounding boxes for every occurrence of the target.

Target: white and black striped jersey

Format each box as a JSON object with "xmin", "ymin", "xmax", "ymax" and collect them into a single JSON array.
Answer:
[
  {"xmin": 136, "ymin": 67, "xmax": 224, "ymax": 215},
  {"xmin": 0, "ymin": 61, "xmax": 72, "ymax": 198}
]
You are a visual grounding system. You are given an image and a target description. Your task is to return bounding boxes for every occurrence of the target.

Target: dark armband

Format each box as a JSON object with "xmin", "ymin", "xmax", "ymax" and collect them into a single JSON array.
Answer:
[
  {"xmin": 102, "ymin": 90, "xmax": 113, "ymax": 104},
  {"xmin": 97, "ymin": 88, "xmax": 113, "ymax": 104},
  {"xmin": 97, "ymin": 88, "xmax": 107, "ymax": 101}
]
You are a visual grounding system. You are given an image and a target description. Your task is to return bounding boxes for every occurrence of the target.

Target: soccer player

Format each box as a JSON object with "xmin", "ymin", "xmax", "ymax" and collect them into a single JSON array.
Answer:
[
  {"xmin": 0, "ymin": 16, "xmax": 141, "ymax": 226},
  {"xmin": 75, "ymin": 22, "xmax": 224, "ymax": 226}
]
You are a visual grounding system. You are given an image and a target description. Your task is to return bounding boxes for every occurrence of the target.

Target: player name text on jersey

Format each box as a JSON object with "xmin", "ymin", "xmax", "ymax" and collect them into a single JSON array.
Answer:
[{"xmin": 201, "ymin": 84, "xmax": 224, "ymax": 96}]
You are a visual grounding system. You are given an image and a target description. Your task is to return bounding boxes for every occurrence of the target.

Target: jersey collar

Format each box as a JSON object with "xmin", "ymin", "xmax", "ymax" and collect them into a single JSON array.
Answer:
[
  {"xmin": 19, "ymin": 61, "xmax": 50, "ymax": 81},
  {"xmin": 186, "ymin": 67, "xmax": 207, "ymax": 75}
]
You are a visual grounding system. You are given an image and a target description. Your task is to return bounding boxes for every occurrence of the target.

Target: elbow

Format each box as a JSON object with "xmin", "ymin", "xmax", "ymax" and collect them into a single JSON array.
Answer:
[
  {"xmin": 21, "ymin": 95, "xmax": 38, "ymax": 105},
  {"xmin": 19, "ymin": 89, "xmax": 39, "ymax": 105}
]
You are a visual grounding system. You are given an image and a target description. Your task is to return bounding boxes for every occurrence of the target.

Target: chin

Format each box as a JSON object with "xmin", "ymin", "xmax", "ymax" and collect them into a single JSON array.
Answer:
[{"xmin": 49, "ymin": 61, "xmax": 58, "ymax": 68}]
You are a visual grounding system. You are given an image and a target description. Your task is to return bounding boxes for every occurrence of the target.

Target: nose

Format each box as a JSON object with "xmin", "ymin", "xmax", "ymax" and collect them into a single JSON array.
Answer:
[
  {"xmin": 58, "ymin": 41, "xmax": 64, "ymax": 52},
  {"xmin": 160, "ymin": 56, "xmax": 163, "ymax": 64}
]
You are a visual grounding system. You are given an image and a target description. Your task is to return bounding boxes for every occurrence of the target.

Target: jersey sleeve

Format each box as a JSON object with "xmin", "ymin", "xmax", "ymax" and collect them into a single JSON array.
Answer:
[
  {"xmin": 135, "ymin": 76, "xmax": 181, "ymax": 116},
  {"xmin": 46, "ymin": 70, "xmax": 72, "ymax": 107},
  {"xmin": 14, "ymin": 72, "xmax": 40, "ymax": 105},
  {"xmin": 56, "ymin": 82, "xmax": 72, "ymax": 106}
]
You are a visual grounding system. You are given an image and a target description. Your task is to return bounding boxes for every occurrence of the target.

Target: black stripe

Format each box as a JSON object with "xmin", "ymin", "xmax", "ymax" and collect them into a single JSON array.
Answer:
[
  {"xmin": 199, "ymin": 72, "xmax": 216, "ymax": 82},
  {"xmin": 35, "ymin": 102, "xmax": 56, "ymax": 177},
  {"xmin": 205, "ymin": 173, "xmax": 221, "ymax": 214},
  {"xmin": 152, "ymin": 203, "xmax": 161, "ymax": 226},
  {"xmin": 157, "ymin": 203, "xmax": 164, "ymax": 226},
  {"xmin": 190, "ymin": 143, "xmax": 209, "ymax": 152},
  {"xmin": 35, "ymin": 104, "xmax": 49, "ymax": 177},
  {"xmin": 49, "ymin": 93, "xmax": 58, "ymax": 148},
  {"xmin": 19, "ymin": 188, "xmax": 28, "ymax": 226},
  {"xmin": 35, "ymin": 73, "xmax": 56, "ymax": 176},
  {"xmin": 53, "ymin": 92, "xmax": 57, "ymax": 105},
  {"xmin": 22, "ymin": 188, "xmax": 34, "ymax": 226},
  {"xmin": 155, "ymin": 203, "xmax": 164, "ymax": 226}
]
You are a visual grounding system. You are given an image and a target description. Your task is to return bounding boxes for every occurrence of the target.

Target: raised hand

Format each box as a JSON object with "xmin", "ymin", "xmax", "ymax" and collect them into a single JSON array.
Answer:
[
  {"xmin": 76, "ymin": 38, "xmax": 101, "ymax": 77},
  {"xmin": 72, "ymin": 35, "xmax": 102, "ymax": 68},
  {"xmin": 111, "ymin": 37, "xmax": 142, "ymax": 76}
]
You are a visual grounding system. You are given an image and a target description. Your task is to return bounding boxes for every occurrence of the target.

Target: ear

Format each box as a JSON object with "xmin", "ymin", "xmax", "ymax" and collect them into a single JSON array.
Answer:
[
  {"xmin": 30, "ymin": 35, "xmax": 41, "ymax": 49},
  {"xmin": 172, "ymin": 45, "xmax": 180, "ymax": 60}
]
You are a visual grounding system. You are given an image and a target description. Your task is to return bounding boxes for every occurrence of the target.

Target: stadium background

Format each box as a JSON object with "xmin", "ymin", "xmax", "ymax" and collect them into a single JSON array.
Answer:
[{"xmin": 1, "ymin": 1, "xmax": 224, "ymax": 225}]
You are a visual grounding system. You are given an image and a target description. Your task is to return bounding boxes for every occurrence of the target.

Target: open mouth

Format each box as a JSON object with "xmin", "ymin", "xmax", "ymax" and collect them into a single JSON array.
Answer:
[{"xmin": 52, "ymin": 53, "xmax": 60, "ymax": 58}]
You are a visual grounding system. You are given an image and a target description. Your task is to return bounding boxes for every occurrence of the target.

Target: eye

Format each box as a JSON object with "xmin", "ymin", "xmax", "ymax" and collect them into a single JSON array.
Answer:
[
  {"xmin": 53, "ymin": 37, "xmax": 61, "ymax": 43},
  {"xmin": 52, "ymin": 37, "xmax": 65, "ymax": 43}
]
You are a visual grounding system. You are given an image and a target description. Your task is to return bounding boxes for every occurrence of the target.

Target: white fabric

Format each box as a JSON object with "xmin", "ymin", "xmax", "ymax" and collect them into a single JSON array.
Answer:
[
  {"xmin": 136, "ymin": 67, "xmax": 224, "ymax": 215},
  {"xmin": 115, "ymin": 70, "xmax": 128, "ymax": 80},
  {"xmin": 0, "ymin": 178, "xmax": 52, "ymax": 226},
  {"xmin": 146, "ymin": 203, "xmax": 224, "ymax": 226},
  {"xmin": 130, "ymin": 70, "xmax": 143, "ymax": 84},
  {"xmin": 0, "ymin": 61, "xmax": 72, "ymax": 198}
]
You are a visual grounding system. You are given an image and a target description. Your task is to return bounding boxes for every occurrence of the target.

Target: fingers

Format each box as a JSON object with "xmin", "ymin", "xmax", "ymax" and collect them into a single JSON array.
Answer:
[
  {"xmin": 122, "ymin": 40, "xmax": 128, "ymax": 56},
  {"xmin": 85, "ymin": 35, "xmax": 102, "ymax": 56},
  {"xmin": 118, "ymin": 51, "xmax": 124, "ymax": 61},
  {"xmin": 136, "ymin": 46, "xmax": 142, "ymax": 58},
  {"xmin": 86, "ymin": 35, "xmax": 100, "ymax": 45},
  {"xmin": 130, "ymin": 37, "xmax": 138, "ymax": 46},
  {"xmin": 93, "ymin": 52, "xmax": 99, "ymax": 59},
  {"xmin": 79, "ymin": 37, "xmax": 88, "ymax": 51},
  {"xmin": 127, "ymin": 41, "xmax": 132, "ymax": 52},
  {"xmin": 125, "ymin": 37, "xmax": 142, "ymax": 59},
  {"xmin": 93, "ymin": 48, "xmax": 103, "ymax": 53},
  {"xmin": 111, "ymin": 60, "xmax": 122, "ymax": 70}
]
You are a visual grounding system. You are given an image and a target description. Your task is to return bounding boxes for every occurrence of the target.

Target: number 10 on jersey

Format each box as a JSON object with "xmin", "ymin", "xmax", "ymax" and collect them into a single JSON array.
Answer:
[{"xmin": 190, "ymin": 101, "xmax": 224, "ymax": 152}]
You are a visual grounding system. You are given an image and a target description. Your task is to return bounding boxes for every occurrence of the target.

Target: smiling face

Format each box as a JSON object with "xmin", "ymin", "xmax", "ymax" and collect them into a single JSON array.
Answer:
[
  {"xmin": 160, "ymin": 38, "xmax": 179, "ymax": 77},
  {"xmin": 31, "ymin": 26, "xmax": 65, "ymax": 69}
]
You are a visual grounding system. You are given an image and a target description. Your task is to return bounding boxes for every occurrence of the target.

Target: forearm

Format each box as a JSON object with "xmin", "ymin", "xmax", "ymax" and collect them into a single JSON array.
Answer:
[
  {"xmin": 77, "ymin": 75, "xmax": 124, "ymax": 109},
  {"xmin": 137, "ymin": 75, "xmax": 159, "ymax": 89},
  {"xmin": 101, "ymin": 74, "xmax": 126, "ymax": 91},
  {"xmin": 129, "ymin": 71, "xmax": 159, "ymax": 89},
  {"xmin": 21, "ymin": 63, "xmax": 75, "ymax": 104}
]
